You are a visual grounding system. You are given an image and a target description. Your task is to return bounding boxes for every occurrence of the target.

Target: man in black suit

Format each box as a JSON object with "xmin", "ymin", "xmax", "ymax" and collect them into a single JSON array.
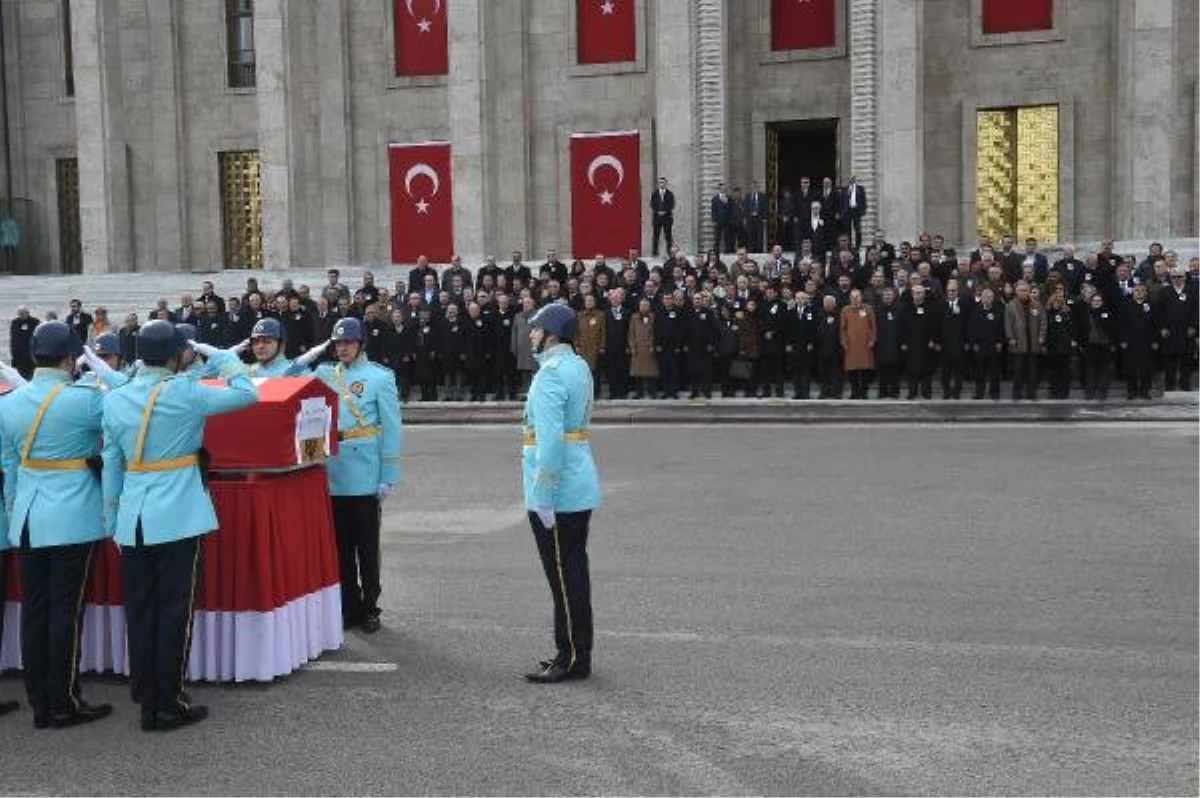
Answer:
[
  {"xmin": 408, "ymin": 256, "xmax": 438, "ymax": 297},
  {"xmin": 744, "ymin": 181, "xmax": 767, "ymax": 253},
  {"xmin": 65, "ymin": 298, "xmax": 93, "ymax": 343},
  {"xmin": 840, "ymin": 176, "xmax": 867, "ymax": 251},
  {"xmin": 603, "ymin": 287, "xmax": 632, "ymax": 398},
  {"xmin": 8, "ymin": 306, "xmax": 39, "ymax": 379},
  {"xmin": 796, "ymin": 176, "xmax": 815, "ymax": 208},
  {"xmin": 650, "ymin": 177, "xmax": 675, "ymax": 257},
  {"xmin": 710, "ymin": 183, "xmax": 733, "ymax": 254},
  {"xmin": 818, "ymin": 177, "xmax": 840, "ymax": 230}
]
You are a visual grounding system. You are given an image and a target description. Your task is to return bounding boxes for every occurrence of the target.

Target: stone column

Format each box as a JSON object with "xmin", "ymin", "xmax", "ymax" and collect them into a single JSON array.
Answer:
[
  {"xmin": 848, "ymin": 0, "xmax": 878, "ymax": 241},
  {"xmin": 693, "ymin": 0, "xmax": 727, "ymax": 255},
  {"xmin": 1114, "ymin": 0, "xmax": 1174, "ymax": 239},
  {"xmin": 72, "ymin": 0, "xmax": 132, "ymax": 274},
  {"xmin": 876, "ymin": 0, "xmax": 923, "ymax": 242},
  {"xmin": 653, "ymin": 0, "xmax": 696, "ymax": 256},
  {"xmin": 316, "ymin": 0, "xmax": 352, "ymax": 266},
  {"xmin": 448, "ymin": 0, "xmax": 487, "ymax": 260},
  {"xmin": 146, "ymin": 0, "xmax": 186, "ymax": 271},
  {"xmin": 484, "ymin": 0, "xmax": 529, "ymax": 254},
  {"xmin": 255, "ymin": 0, "xmax": 295, "ymax": 268}
]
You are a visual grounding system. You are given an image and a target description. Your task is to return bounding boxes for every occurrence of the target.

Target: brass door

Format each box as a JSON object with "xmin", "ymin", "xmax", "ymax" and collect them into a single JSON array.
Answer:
[
  {"xmin": 219, "ymin": 150, "xmax": 263, "ymax": 269},
  {"xmin": 975, "ymin": 105, "xmax": 1058, "ymax": 243},
  {"xmin": 55, "ymin": 158, "xmax": 81, "ymax": 275}
]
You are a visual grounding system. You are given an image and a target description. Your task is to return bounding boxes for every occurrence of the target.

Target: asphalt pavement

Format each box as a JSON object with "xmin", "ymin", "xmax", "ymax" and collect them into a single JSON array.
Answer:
[{"xmin": 0, "ymin": 422, "xmax": 1196, "ymax": 796}]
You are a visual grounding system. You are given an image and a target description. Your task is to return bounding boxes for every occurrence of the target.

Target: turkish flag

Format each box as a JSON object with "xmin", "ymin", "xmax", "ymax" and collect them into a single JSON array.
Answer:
[
  {"xmin": 394, "ymin": 0, "xmax": 448, "ymax": 76},
  {"xmin": 771, "ymin": 0, "xmax": 836, "ymax": 51},
  {"xmin": 982, "ymin": 0, "xmax": 1052, "ymax": 33},
  {"xmin": 570, "ymin": 131, "xmax": 640, "ymax": 258},
  {"xmin": 389, "ymin": 142, "xmax": 453, "ymax": 263},
  {"xmin": 577, "ymin": 0, "xmax": 636, "ymax": 64}
]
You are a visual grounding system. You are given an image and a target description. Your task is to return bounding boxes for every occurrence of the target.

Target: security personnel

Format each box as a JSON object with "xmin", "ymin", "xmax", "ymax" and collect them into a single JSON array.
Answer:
[
  {"xmin": 101, "ymin": 320, "xmax": 257, "ymax": 731},
  {"xmin": 75, "ymin": 333, "xmax": 130, "ymax": 391},
  {"xmin": 521, "ymin": 303, "xmax": 601, "ymax": 683},
  {"xmin": 246, "ymin": 318, "xmax": 301, "ymax": 378},
  {"xmin": 310, "ymin": 318, "xmax": 402, "ymax": 633},
  {"xmin": 0, "ymin": 362, "xmax": 25, "ymax": 718},
  {"xmin": 0, "ymin": 322, "xmax": 113, "ymax": 728}
]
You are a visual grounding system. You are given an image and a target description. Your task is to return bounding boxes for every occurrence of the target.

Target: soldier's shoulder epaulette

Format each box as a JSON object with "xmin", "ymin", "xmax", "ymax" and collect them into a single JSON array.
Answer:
[
  {"xmin": 364, "ymin": 361, "xmax": 391, "ymax": 377},
  {"xmin": 69, "ymin": 379, "xmax": 100, "ymax": 390},
  {"xmin": 541, "ymin": 354, "xmax": 563, "ymax": 371}
]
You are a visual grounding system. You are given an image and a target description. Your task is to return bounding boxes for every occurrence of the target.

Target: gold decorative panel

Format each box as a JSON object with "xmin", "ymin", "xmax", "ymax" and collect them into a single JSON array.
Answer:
[
  {"xmin": 1015, "ymin": 105, "xmax": 1058, "ymax": 242},
  {"xmin": 219, "ymin": 150, "xmax": 263, "ymax": 270},
  {"xmin": 976, "ymin": 105, "xmax": 1059, "ymax": 243},
  {"xmin": 55, "ymin": 158, "xmax": 81, "ymax": 275},
  {"xmin": 975, "ymin": 109, "xmax": 1016, "ymax": 242}
]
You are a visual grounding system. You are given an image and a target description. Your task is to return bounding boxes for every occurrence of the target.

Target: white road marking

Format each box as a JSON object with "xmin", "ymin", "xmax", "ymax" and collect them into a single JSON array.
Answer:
[{"xmin": 303, "ymin": 661, "xmax": 398, "ymax": 673}]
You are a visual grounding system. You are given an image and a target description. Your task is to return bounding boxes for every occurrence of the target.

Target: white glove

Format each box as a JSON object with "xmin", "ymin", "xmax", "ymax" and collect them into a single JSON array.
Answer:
[
  {"xmin": 296, "ymin": 339, "xmax": 331, "ymax": 367},
  {"xmin": 0, "ymin": 361, "xmax": 27, "ymax": 387},
  {"xmin": 190, "ymin": 341, "xmax": 220, "ymax": 359},
  {"xmin": 80, "ymin": 346, "xmax": 118, "ymax": 382},
  {"xmin": 376, "ymin": 483, "xmax": 393, "ymax": 501},
  {"xmin": 535, "ymin": 508, "xmax": 555, "ymax": 530},
  {"xmin": 229, "ymin": 338, "xmax": 251, "ymax": 355},
  {"xmin": 130, "ymin": 359, "xmax": 144, "ymax": 374}
]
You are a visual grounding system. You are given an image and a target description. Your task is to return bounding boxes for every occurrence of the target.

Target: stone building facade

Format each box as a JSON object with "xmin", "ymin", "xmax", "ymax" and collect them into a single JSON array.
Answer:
[{"xmin": 0, "ymin": 0, "xmax": 1195, "ymax": 275}]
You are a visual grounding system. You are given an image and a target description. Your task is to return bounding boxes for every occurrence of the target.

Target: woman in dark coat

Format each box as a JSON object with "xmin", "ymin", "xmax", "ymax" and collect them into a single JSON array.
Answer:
[
  {"xmin": 1119, "ymin": 284, "xmax": 1157, "ymax": 400},
  {"xmin": 1083, "ymin": 291, "xmax": 1120, "ymax": 400},
  {"xmin": 1042, "ymin": 290, "xmax": 1077, "ymax": 399}
]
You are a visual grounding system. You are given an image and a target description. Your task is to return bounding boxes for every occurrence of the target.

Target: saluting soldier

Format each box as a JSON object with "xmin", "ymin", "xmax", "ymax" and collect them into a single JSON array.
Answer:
[
  {"xmin": 0, "ymin": 362, "xmax": 21, "ymax": 718},
  {"xmin": 101, "ymin": 321, "xmax": 256, "ymax": 731},
  {"xmin": 521, "ymin": 304, "xmax": 601, "ymax": 683},
  {"xmin": 310, "ymin": 318, "xmax": 402, "ymax": 633},
  {"xmin": 75, "ymin": 333, "xmax": 131, "ymax": 391},
  {"xmin": 0, "ymin": 322, "xmax": 113, "ymax": 729},
  {"xmin": 245, "ymin": 318, "xmax": 301, "ymax": 378}
]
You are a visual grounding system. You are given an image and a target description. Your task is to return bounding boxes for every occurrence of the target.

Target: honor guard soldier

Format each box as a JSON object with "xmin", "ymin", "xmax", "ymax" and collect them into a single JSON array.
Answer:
[
  {"xmin": 0, "ymin": 361, "xmax": 26, "ymax": 718},
  {"xmin": 0, "ymin": 322, "xmax": 113, "ymax": 728},
  {"xmin": 75, "ymin": 333, "xmax": 130, "ymax": 391},
  {"xmin": 247, "ymin": 318, "xmax": 302, "ymax": 378},
  {"xmin": 101, "ymin": 320, "xmax": 257, "ymax": 731},
  {"xmin": 309, "ymin": 318, "xmax": 402, "ymax": 634},
  {"xmin": 521, "ymin": 303, "xmax": 601, "ymax": 683}
]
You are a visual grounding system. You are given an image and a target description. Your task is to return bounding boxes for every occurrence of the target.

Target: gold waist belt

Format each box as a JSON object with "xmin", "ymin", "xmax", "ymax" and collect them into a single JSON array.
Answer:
[
  {"xmin": 127, "ymin": 454, "xmax": 200, "ymax": 473},
  {"xmin": 522, "ymin": 430, "xmax": 591, "ymax": 447}
]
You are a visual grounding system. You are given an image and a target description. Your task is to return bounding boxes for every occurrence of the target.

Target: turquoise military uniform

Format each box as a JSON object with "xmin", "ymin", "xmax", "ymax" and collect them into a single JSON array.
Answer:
[
  {"xmin": 101, "ymin": 350, "xmax": 257, "ymax": 546},
  {"xmin": 522, "ymin": 343, "xmax": 601, "ymax": 513},
  {"xmin": 0, "ymin": 369, "xmax": 105, "ymax": 548},
  {"xmin": 314, "ymin": 355, "xmax": 403, "ymax": 496},
  {"xmin": 249, "ymin": 355, "xmax": 307, "ymax": 379},
  {"xmin": 0, "ymin": 390, "xmax": 15, "ymax": 552},
  {"xmin": 76, "ymin": 368, "xmax": 130, "ymax": 391}
]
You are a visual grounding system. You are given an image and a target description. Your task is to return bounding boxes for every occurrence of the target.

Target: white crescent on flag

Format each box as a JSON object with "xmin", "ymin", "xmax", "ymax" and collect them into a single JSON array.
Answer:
[
  {"xmin": 404, "ymin": 163, "xmax": 440, "ymax": 198},
  {"xmin": 587, "ymin": 154, "xmax": 625, "ymax": 204},
  {"xmin": 404, "ymin": 0, "xmax": 442, "ymax": 17}
]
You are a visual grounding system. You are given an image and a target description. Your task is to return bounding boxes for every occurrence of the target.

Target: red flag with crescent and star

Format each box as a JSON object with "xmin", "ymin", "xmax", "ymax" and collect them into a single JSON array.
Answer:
[
  {"xmin": 771, "ymin": 0, "xmax": 836, "ymax": 51},
  {"xmin": 389, "ymin": 141, "xmax": 453, "ymax": 263},
  {"xmin": 395, "ymin": 0, "xmax": 448, "ymax": 76},
  {"xmin": 577, "ymin": 0, "xmax": 636, "ymax": 64},
  {"xmin": 569, "ymin": 131, "xmax": 640, "ymax": 258}
]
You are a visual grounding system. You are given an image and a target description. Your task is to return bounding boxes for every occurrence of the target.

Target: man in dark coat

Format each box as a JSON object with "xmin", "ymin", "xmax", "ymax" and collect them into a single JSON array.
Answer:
[
  {"xmin": 899, "ymin": 284, "xmax": 939, "ymax": 399},
  {"xmin": 873, "ymin": 288, "xmax": 903, "ymax": 399},
  {"xmin": 656, "ymin": 292, "xmax": 687, "ymax": 398},
  {"xmin": 684, "ymin": 294, "xmax": 720, "ymax": 399},
  {"xmin": 815, "ymin": 294, "xmax": 842, "ymax": 398},
  {"xmin": 8, "ymin": 307, "xmax": 39, "ymax": 379},
  {"xmin": 1120, "ymin": 284, "xmax": 1157, "ymax": 399},
  {"xmin": 757, "ymin": 285, "xmax": 788, "ymax": 397},
  {"xmin": 1154, "ymin": 267, "xmax": 1197, "ymax": 391},
  {"xmin": 785, "ymin": 293, "xmax": 817, "ymax": 399},
  {"xmin": 938, "ymin": 280, "xmax": 969, "ymax": 399},
  {"xmin": 603, "ymin": 288, "xmax": 631, "ymax": 399},
  {"xmin": 968, "ymin": 288, "xmax": 1005, "ymax": 400}
]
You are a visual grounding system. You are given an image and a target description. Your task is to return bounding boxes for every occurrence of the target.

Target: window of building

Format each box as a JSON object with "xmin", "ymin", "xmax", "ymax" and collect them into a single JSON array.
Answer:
[
  {"xmin": 55, "ymin": 158, "xmax": 81, "ymax": 274},
  {"xmin": 226, "ymin": 0, "xmax": 255, "ymax": 89},
  {"xmin": 63, "ymin": 0, "xmax": 74, "ymax": 97},
  {"xmin": 219, "ymin": 151, "xmax": 263, "ymax": 269},
  {"xmin": 975, "ymin": 105, "xmax": 1059, "ymax": 243},
  {"xmin": 982, "ymin": 0, "xmax": 1052, "ymax": 34}
]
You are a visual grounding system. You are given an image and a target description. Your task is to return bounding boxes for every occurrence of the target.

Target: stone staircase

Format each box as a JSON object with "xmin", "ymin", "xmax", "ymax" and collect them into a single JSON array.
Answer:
[{"xmin": 1, "ymin": 238, "xmax": 1195, "ymax": 359}]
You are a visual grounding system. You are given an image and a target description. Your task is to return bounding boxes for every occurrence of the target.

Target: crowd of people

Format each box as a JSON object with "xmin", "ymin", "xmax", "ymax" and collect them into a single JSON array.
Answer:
[{"xmin": 6, "ymin": 236, "xmax": 1199, "ymax": 402}]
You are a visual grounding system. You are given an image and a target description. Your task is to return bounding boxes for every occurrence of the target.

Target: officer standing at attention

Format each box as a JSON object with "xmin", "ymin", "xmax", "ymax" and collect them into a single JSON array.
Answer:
[
  {"xmin": 521, "ymin": 302, "xmax": 601, "ymax": 683},
  {"xmin": 307, "ymin": 318, "xmax": 402, "ymax": 634},
  {"xmin": 101, "ymin": 320, "xmax": 257, "ymax": 731},
  {"xmin": 0, "ymin": 360, "xmax": 27, "ymax": 718},
  {"xmin": 0, "ymin": 322, "xmax": 113, "ymax": 728}
]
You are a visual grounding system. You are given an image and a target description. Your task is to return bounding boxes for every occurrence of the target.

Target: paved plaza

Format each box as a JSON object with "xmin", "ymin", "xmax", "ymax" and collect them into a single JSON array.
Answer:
[{"xmin": 0, "ymin": 423, "xmax": 1196, "ymax": 796}]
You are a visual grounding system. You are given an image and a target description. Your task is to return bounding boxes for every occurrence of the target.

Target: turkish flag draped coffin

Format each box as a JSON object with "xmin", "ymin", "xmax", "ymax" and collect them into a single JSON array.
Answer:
[
  {"xmin": 389, "ymin": 141, "xmax": 454, "ymax": 263},
  {"xmin": 394, "ymin": 0, "xmax": 448, "ymax": 76},
  {"xmin": 771, "ymin": 0, "xmax": 836, "ymax": 51},
  {"xmin": 570, "ymin": 131, "xmax": 640, "ymax": 259},
  {"xmin": 202, "ymin": 376, "xmax": 339, "ymax": 471},
  {"xmin": 982, "ymin": 0, "xmax": 1052, "ymax": 33},
  {"xmin": 577, "ymin": 0, "xmax": 636, "ymax": 64}
]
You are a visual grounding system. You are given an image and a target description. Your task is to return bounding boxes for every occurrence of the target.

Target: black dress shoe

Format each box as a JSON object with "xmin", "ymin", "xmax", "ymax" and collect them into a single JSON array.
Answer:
[
  {"xmin": 150, "ymin": 704, "xmax": 208, "ymax": 732},
  {"xmin": 524, "ymin": 662, "xmax": 590, "ymax": 683},
  {"xmin": 0, "ymin": 700, "xmax": 18, "ymax": 717},
  {"xmin": 49, "ymin": 702, "xmax": 112, "ymax": 728},
  {"xmin": 361, "ymin": 615, "xmax": 381, "ymax": 634}
]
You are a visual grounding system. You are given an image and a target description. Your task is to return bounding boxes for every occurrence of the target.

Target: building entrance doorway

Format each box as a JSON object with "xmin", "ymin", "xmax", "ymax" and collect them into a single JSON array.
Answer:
[{"xmin": 766, "ymin": 119, "xmax": 838, "ymax": 248}]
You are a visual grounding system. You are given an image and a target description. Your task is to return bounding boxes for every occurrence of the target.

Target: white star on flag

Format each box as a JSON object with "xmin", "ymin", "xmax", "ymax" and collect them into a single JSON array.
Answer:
[
  {"xmin": 415, "ymin": 198, "xmax": 430, "ymax": 214},
  {"xmin": 598, "ymin": 190, "xmax": 614, "ymax": 205},
  {"xmin": 417, "ymin": 17, "xmax": 432, "ymax": 33},
  {"xmin": 600, "ymin": 0, "xmax": 615, "ymax": 15}
]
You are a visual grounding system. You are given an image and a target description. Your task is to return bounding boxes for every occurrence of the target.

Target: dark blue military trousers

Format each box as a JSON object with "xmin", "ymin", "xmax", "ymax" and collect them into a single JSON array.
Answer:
[
  {"xmin": 19, "ymin": 524, "xmax": 95, "ymax": 721},
  {"xmin": 529, "ymin": 510, "xmax": 593, "ymax": 672},
  {"xmin": 121, "ymin": 529, "xmax": 201, "ymax": 719}
]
